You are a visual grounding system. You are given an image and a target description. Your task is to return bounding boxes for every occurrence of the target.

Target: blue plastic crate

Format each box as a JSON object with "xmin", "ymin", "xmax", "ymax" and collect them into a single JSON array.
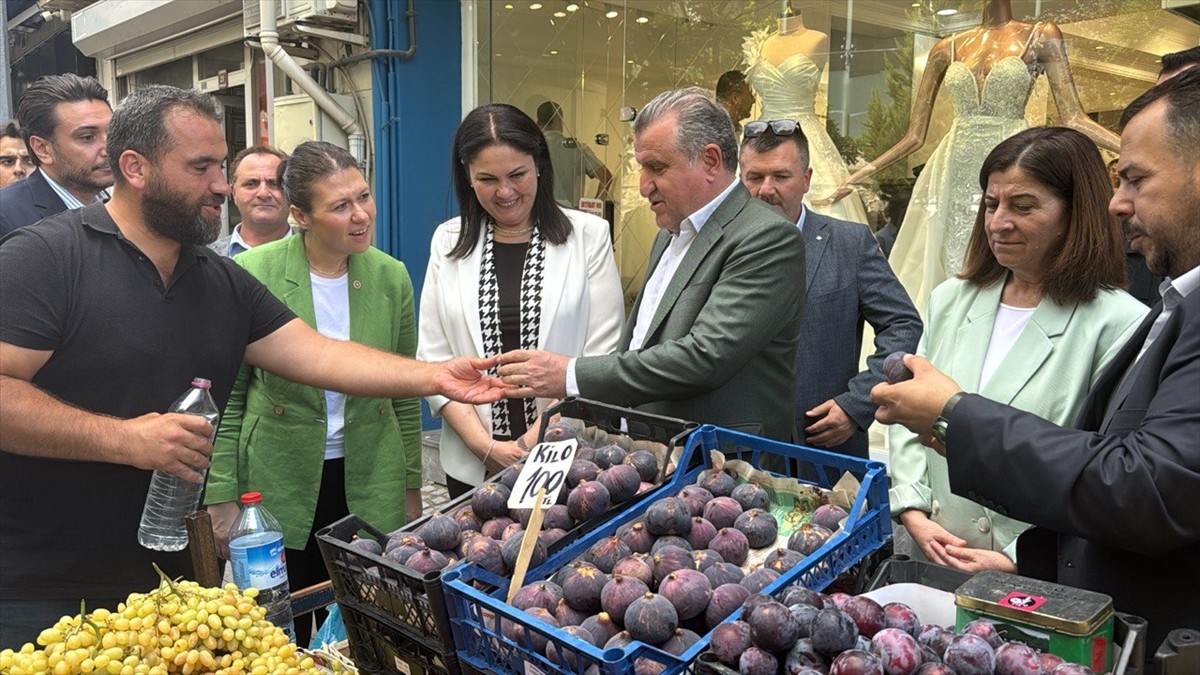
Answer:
[
  {"xmin": 442, "ymin": 424, "xmax": 892, "ymax": 675},
  {"xmin": 317, "ymin": 398, "xmax": 699, "ymax": 674}
]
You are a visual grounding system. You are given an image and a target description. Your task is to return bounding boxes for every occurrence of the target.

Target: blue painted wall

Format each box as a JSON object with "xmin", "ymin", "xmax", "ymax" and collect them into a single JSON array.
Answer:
[{"xmin": 371, "ymin": 0, "xmax": 462, "ymax": 429}]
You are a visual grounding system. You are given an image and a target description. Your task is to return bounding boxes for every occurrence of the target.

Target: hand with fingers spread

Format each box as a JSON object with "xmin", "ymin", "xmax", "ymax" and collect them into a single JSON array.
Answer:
[
  {"xmin": 804, "ymin": 399, "xmax": 858, "ymax": 448},
  {"xmin": 899, "ymin": 509, "xmax": 968, "ymax": 566},
  {"xmin": 496, "ymin": 350, "xmax": 570, "ymax": 399},
  {"xmin": 122, "ymin": 412, "xmax": 215, "ymax": 482},
  {"xmin": 436, "ymin": 356, "xmax": 511, "ymax": 404}
]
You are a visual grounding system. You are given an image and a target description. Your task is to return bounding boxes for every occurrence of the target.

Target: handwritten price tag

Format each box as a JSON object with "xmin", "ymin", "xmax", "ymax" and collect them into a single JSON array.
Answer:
[{"xmin": 507, "ymin": 439, "xmax": 578, "ymax": 509}]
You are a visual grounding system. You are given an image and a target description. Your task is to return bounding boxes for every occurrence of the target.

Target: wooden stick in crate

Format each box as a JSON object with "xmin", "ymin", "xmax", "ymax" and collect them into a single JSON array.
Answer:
[{"xmin": 506, "ymin": 488, "xmax": 547, "ymax": 605}]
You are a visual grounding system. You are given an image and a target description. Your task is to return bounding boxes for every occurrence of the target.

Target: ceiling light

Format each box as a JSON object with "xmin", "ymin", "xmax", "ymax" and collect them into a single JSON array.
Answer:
[
  {"xmin": 504, "ymin": 3, "xmax": 514, "ymax": 8},
  {"xmin": 549, "ymin": 50, "xmax": 559, "ymax": 55},
  {"xmin": 636, "ymin": 15, "xmax": 649, "ymax": 23},
  {"xmin": 911, "ymin": 2, "xmax": 920, "ymax": 6},
  {"xmin": 935, "ymin": 7, "xmax": 958, "ymax": 16},
  {"xmin": 529, "ymin": 2, "xmax": 543, "ymax": 9},
  {"xmin": 554, "ymin": 10, "xmax": 566, "ymax": 17},
  {"xmin": 606, "ymin": 10, "xmax": 619, "ymax": 18},
  {"xmin": 566, "ymin": 3, "xmax": 579, "ymax": 11}
]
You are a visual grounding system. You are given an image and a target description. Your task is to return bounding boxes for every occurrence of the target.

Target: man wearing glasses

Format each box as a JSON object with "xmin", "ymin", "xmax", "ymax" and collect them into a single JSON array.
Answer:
[
  {"xmin": 0, "ymin": 74, "xmax": 113, "ymax": 237},
  {"xmin": 0, "ymin": 121, "xmax": 32, "ymax": 188},
  {"xmin": 498, "ymin": 88, "xmax": 807, "ymax": 441},
  {"xmin": 740, "ymin": 119, "xmax": 921, "ymax": 459}
]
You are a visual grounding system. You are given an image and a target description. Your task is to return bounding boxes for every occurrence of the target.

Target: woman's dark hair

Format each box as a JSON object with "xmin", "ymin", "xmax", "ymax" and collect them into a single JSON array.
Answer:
[
  {"xmin": 960, "ymin": 126, "xmax": 1127, "ymax": 305},
  {"xmin": 278, "ymin": 140, "xmax": 358, "ymax": 214},
  {"xmin": 449, "ymin": 103, "xmax": 570, "ymax": 259}
]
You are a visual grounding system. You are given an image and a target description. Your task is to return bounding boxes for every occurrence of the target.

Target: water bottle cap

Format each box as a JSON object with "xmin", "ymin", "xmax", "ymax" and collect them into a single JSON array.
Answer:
[
  {"xmin": 240, "ymin": 492, "xmax": 263, "ymax": 505},
  {"xmin": 191, "ymin": 378, "xmax": 212, "ymax": 389}
]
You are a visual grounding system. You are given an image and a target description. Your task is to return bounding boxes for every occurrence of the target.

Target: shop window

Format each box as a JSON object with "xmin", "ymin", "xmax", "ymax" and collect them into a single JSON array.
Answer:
[{"xmin": 473, "ymin": 0, "xmax": 1199, "ymax": 300}]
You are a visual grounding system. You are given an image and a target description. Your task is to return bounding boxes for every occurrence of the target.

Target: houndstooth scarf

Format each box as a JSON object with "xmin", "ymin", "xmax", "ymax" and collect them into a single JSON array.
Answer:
[{"xmin": 479, "ymin": 221, "xmax": 545, "ymax": 437}]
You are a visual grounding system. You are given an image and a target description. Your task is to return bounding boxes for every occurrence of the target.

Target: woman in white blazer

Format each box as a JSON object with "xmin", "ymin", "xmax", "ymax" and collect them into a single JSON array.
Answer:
[{"xmin": 418, "ymin": 103, "xmax": 624, "ymax": 497}]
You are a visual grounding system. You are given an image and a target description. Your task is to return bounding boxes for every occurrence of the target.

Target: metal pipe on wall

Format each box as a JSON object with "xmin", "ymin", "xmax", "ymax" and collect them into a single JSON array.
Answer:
[{"xmin": 257, "ymin": 0, "xmax": 365, "ymax": 163}]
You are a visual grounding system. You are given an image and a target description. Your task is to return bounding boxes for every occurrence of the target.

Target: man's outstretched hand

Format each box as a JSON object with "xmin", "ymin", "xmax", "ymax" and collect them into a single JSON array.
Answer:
[{"xmin": 436, "ymin": 356, "xmax": 511, "ymax": 404}]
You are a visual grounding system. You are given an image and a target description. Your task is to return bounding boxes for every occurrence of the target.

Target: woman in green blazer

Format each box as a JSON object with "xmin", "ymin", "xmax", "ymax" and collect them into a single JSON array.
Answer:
[
  {"xmin": 205, "ymin": 142, "xmax": 421, "ymax": 644},
  {"xmin": 889, "ymin": 128, "xmax": 1147, "ymax": 574}
]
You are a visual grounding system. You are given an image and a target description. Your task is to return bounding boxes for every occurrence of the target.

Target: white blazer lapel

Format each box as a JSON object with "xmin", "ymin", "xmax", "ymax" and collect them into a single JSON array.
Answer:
[
  {"xmin": 460, "ymin": 235, "xmax": 487, "ymax": 358},
  {"xmin": 539, "ymin": 237, "xmax": 567, "ymax": 349}
]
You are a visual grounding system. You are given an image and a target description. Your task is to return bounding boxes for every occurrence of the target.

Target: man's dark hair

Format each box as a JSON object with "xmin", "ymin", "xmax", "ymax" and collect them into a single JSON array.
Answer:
[
  {"xmin": 2, "ymin": 120, "xmax": 21, "ymax": 140},
  {"xmin": 450, "ymin": 103, "xmax": 572, "ymax": 259},
  {"xmin": 716, "ymin": 70, "xmax": 747, "ymax": 102},
  {"xmin": 16, "ymin": 74, "xmax": 109, "ymax": 167},
  {"xmin": 279, "ymin": 141, "xmax": 356, "ymax": 214},
  {"xmin": 1121, "ymin": 65, "xmax": 1200, "ymax": 158},
  {"xmin": 229, "ymin": 144, "xmax": 288, "ymax": 185},
  {"xmin": 739, "ymin": 123, "xmax": 811, "ymax": 171},
  {"xmin": 1160, "ymin": 46, "xmax": 1200, "ymax": 79},
  {"xmin": 106, "ymin": 85, "xmax": 221, "ymax": 186},
  {"xmin": 536, "ymin": 100, "xmax": 563, "ymax": 128},
  {"xmin": 961, "ymin": 126, "xmax": 1127, "ymax": 305}
]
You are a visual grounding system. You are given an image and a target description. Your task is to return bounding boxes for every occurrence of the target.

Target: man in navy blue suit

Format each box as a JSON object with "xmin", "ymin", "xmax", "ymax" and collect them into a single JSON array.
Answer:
[
  {"xmin": 873, "ymin": 69, "xmax": 1200, "ymax": 649},
  {"xmin": 739, "ymin": 119, "xmax": 921, "ymax": 458},
  {"xmin": 0, "ymin": 74, "xmax": 112, "ymax": 237}
]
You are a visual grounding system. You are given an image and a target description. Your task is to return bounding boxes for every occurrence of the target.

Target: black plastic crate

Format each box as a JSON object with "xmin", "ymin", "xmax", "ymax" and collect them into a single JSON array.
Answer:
[
  {"xmin": 865, "ymin": 555, "xmax": 974, "ymax": 592},
  {"xmin": 339, "ymin": 599, "xmax": 460, "ymax": 675},
  {"xmin": 316, "ymin": 398, "xmax": 698, "ymax": 675}
]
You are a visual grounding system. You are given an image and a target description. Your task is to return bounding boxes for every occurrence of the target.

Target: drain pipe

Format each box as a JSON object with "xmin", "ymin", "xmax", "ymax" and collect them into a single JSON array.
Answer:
[{"xmin": 258, "ymin": 0, "xmax": 365, "ymax": 164}]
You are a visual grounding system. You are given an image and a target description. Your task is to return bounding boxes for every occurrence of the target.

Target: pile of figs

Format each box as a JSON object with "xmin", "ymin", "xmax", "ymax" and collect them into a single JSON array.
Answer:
[
  {"xmin": 707, "ymin": 585, "xmax": 1098, "ymax": 675},
  {"xmin": 494, "ymin": 468, "xmax": 851, "ymax": 674},
  {"xmin": 374, "ymin": 422, "xmax": 664, "ymax": 576}
]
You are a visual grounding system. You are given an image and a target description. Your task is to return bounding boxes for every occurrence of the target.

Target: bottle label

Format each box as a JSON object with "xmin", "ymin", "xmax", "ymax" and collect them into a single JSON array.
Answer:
[{"xmin": 230, "ymin": 535, "xmax": 288, "ymax": 591}]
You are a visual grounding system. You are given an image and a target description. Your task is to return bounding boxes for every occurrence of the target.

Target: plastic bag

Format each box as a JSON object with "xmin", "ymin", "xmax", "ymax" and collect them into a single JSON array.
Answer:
[{"xmin": 310, "ymin": 603, "xmax": 347, "ymax": 649}]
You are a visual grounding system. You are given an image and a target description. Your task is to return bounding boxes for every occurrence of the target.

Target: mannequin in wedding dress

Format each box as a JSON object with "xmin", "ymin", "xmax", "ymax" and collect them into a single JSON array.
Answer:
[
  {"xmin": 818, "ymin": 0, "xmax": 1118, "ymax": 317},
  {"xmin": 744, "ymin": 5, "xmax": 869, "ymax": 225}
]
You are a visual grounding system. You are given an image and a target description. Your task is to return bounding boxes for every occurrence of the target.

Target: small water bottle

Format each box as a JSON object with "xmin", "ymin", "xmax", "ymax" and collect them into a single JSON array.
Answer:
[
  {"xmin": 137, "ymin": 377, "xmax": 220, "ymax": 552},
  {"xmin": 229, "ymin": 492, "xmax": 296, "ymax": 640}
]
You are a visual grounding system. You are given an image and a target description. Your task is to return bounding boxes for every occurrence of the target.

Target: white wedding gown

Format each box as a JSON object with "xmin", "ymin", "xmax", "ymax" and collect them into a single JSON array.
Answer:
[{"xmin": 745, "ymin": 42, "xmax": 870, "ymax": 226}]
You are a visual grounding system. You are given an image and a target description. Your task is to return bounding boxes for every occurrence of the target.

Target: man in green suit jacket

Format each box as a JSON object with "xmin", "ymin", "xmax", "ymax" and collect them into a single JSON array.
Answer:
[{"xmin": 500, "ymin": 87, "xmax": 806, "ymax": 440}]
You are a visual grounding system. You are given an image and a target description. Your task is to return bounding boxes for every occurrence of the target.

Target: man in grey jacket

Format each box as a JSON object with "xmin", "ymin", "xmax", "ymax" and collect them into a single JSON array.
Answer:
[
  {"xmin": 209, "ymin": 145, "xmax": 291, "ymax": 257},
  {"xmin": 740, "ymin": 119, "xmax": 921, "ymax": 458}
]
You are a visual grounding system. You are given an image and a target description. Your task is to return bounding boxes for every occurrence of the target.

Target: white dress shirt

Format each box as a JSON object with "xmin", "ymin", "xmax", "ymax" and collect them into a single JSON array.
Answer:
[
  {"xmin": 566, "ymin": 177, "xmax": 739, "ymax": 395},
  {"xmin": 40, "ymin": 169, "xmax": 107, "ymax": 209},
  {"xmin": 1138, "ymin": 265, "xmax": 1200, "ymax": 362}
]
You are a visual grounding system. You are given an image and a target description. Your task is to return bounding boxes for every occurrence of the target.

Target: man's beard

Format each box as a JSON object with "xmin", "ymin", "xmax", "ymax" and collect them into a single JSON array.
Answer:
[
  {"xmin": 57, "ymin": 158, "xmax": 113, "ymax": 194},
  {"xmin": 142, "ymin": 174, "xmax": 222, "ymax": 247}
]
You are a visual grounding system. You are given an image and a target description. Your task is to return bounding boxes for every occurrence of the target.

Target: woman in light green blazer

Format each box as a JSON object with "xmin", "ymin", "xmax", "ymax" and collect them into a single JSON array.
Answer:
[
  {"xmin": 889, "ymin": 128, "xmax": 1147, "ymax": 573},
  {"xmin": 205, "ymin": 142, "xmax": 421, "ymax": 644}
]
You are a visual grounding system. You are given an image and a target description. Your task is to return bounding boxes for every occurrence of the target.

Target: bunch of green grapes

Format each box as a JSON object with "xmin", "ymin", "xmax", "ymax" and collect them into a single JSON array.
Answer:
[{"xmin": 0, "ymin": 568, "xmax": 318, "ymax": 675}]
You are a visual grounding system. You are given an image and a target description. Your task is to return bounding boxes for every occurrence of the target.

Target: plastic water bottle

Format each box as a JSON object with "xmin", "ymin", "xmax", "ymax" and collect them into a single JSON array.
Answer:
[
  {"xmin": 137, "ymin": 377, "xmax": 220, "ymax": 552},
  {"xmin": 229, "ymin": 492, "xmax": 296, "ymax": 640}
]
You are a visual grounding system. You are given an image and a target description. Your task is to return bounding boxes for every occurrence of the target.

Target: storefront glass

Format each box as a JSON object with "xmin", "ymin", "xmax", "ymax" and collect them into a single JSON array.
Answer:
[{"xmin": 473, "ymin": 0, "xmax": 1199, "ymax": 303}]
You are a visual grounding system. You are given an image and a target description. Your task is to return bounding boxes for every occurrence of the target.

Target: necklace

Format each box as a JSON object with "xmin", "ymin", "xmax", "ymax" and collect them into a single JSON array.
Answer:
[
  {"xmin": 308, "ymin": 258, "xmax": 348, "ymax": 277},
  {"xmin": 493, "ymin": 223, "xmax": 535, "ymax": 237}
]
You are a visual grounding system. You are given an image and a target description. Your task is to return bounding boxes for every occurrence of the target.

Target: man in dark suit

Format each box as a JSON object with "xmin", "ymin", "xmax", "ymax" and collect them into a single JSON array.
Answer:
[
  {"xmin": 872, "ymin": 69, "xmax": 1200, "ymax": 648},
  {"xmin": 498, "ymin": 87, "xmax": 806, "ymax": 440},
  {"xmin": 0, "ymin": 74, "xmax": 113, "ymax": 237},
  {"xmin": 739, "ymin": 120, "xmax": 921, "ymax": 457}
]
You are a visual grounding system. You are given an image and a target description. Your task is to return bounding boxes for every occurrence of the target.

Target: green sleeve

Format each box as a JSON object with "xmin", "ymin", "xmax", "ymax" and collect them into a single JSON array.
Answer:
[{"xmin": 391, "ymin": 265, "xmax": 424, "ymax": 490}]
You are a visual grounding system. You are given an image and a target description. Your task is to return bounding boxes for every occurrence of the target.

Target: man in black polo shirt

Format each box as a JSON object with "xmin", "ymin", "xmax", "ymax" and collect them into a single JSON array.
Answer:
[{"xmin": 0, "ymin": 85, "xmax": 505, "ymax": 647}]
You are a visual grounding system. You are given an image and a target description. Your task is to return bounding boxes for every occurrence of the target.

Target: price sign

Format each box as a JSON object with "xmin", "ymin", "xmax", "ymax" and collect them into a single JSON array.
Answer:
[{"xmin": 507, "ymin": 439, "xmax": 578, "ymax": 509}]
